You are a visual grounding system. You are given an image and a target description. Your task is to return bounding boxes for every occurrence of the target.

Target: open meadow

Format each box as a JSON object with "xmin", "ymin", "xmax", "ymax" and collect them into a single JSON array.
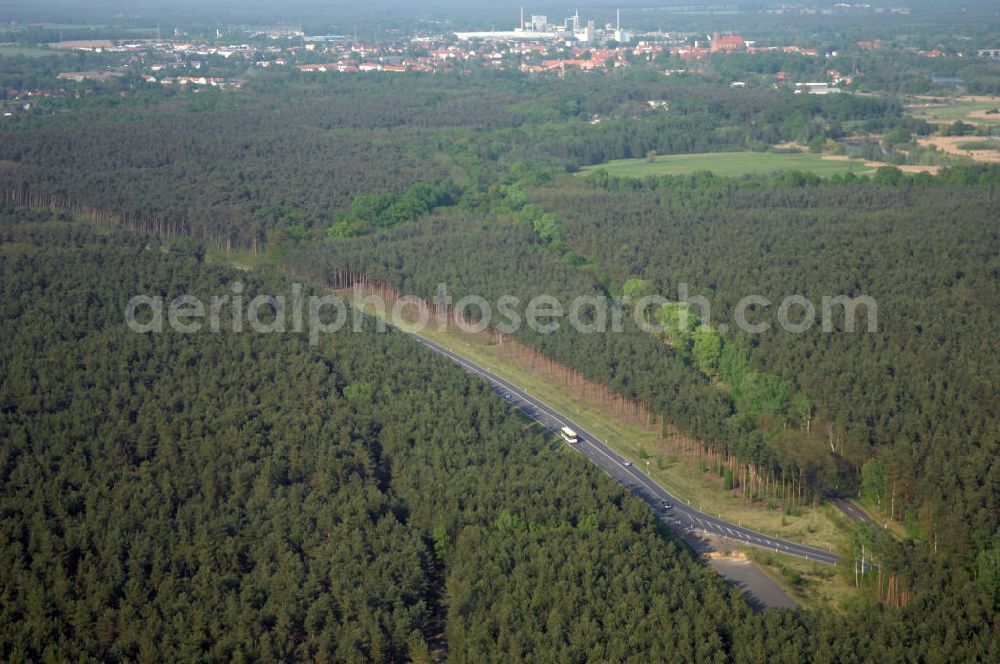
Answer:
[{"xmin": 578, "ymin": 150, "xmax": 880, "ymax": 178}]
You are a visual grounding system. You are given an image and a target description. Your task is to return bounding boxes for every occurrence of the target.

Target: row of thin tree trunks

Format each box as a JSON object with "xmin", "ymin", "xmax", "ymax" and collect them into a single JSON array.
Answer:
[{"xmin": 4, "ymin": 188, "xmax": 261, "ymax": 253}]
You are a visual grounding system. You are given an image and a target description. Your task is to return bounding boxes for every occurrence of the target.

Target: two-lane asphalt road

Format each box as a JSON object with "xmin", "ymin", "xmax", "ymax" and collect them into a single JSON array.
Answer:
[
  {"xmin": 408, "ymin": 334, "xmax": 841, "ymax": 567},
  {"xmin": 831, "ymin": 497, "xmax": 873, "ymax": 524}
]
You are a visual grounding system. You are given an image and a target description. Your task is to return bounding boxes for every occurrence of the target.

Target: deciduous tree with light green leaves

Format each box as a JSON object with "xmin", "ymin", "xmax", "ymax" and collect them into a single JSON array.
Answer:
[
  {"xmin": 622, "ymin": 277, "xmax": 655, "ymax": 302},
  {"xmin": 692, "ymin": 325, "xmax": 723, "ymax": 375}
]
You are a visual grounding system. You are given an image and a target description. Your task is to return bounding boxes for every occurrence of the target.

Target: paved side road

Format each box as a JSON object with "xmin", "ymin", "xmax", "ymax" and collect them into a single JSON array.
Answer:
[
  {"xmin": 408, "ymin": 334, "xmax": 841, "ymax": 567},
  {"xmin": 831, "ymin": 497, "xmax": 874, "ymax": 524}
]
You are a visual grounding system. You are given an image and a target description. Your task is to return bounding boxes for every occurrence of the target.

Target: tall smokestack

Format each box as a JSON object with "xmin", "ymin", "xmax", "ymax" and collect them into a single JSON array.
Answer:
[
  {"xmin": 521, "ymin": 6, "xmax": 525, "ymax": 30},
  {"xmin": 617, "ymin": 9, "xmax": 620, "ymax": 31}
]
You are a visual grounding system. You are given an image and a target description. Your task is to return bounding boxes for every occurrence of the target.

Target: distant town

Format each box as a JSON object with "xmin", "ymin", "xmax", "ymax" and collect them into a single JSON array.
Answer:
[{"xmin": 1, "ymin": 5, "xmax": 994, "ymax": 118}]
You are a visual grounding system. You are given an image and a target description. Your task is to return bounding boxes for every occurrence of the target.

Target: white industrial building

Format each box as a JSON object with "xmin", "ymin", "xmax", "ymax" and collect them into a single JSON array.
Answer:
[
  {"xmin": 455, "ymin": 7, "xmax": 630, "ymax": 45},
  {"xmin": 794, "ymin": 82, "xmax": 842, "ymax": 95}
]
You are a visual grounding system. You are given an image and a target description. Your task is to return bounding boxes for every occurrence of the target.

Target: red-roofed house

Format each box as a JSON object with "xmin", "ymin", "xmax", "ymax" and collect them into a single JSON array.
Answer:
[
  {"xmin": 543, "ymin": 59, "xmax": 603, "ymax": 71},
  {"xmin": 711, "ymin": 33, "xmax": 746, "ymax": 53}
]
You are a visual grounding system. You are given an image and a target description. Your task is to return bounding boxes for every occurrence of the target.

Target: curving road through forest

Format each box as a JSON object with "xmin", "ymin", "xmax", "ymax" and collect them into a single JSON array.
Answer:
[{"xmin": 407, "ymin": 334, "xmax": 842, "ymax": 567}]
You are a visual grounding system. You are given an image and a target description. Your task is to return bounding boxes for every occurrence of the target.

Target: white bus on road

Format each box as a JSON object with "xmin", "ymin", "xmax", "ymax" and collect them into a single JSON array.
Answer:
[{"xmin": 560, "ymin": 426, "xmax": 578, "ymax": 444}]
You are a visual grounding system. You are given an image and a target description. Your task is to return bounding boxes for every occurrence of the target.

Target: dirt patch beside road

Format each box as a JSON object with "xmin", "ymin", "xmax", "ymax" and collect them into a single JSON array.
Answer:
[
  {"xmin": 707, "ymin": 556, "xmax": 797, "ymax": 611},
  {"xmin": 688, "ymin": 534, "xmax": 797, "ymax": 611}
]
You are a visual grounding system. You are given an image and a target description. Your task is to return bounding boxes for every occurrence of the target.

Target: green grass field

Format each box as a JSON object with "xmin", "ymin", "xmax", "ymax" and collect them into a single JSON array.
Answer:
[
  {"xmin": 908, "ymin": 97, "xmax": 1000, "ymax": 126},
  {"xmin": 0, "ymin": 45, "xmax": 57, "ymax": 58},
  {"xmin": 578, "ymin": 151, "xmax": 878, "ymax": 178}
]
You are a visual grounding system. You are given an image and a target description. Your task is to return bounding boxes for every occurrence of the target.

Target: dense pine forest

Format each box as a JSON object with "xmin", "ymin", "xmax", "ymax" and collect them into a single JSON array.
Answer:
[
  {"xmin": 544, "ymin": 172, "xmax": 1000, "ymax": 553},
  {"xmin": 292, "ymin": 170, "xmax": 999, "ymax": 557},
  {"xmin": 2, "ymin": 208, "xmax": 999, "ymax": 661},
  {"xmin": 0, "ymin": 210, "xmax": 748, "ymax": 661},
  {"xmin": 287, "ymin": 164, "xmax": 1000, "ymax": 646},
  {"xmin": 1, "ymin": 55, "xmax": 999, "ymax": 661},
  {"xmin": 0, "ymin": 72, "xmax": 920, "ymax": 249}
]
